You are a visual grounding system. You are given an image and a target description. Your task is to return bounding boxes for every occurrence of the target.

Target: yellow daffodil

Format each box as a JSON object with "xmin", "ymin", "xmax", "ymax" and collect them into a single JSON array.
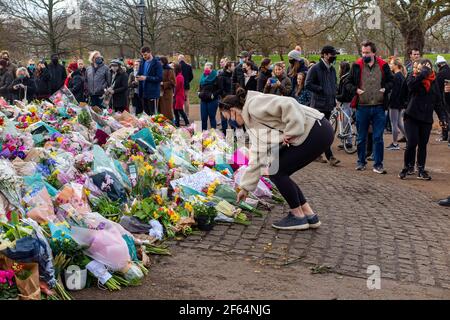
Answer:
[{"xmin": 184, "ymin": 203, "xmax": 193, "ymax": 213}]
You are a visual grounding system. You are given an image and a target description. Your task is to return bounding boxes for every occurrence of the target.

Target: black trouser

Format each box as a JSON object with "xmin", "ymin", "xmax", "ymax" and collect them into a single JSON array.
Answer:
[
  {"xmin": 269, "ymin": 119, "xmax": 334, "ymax": 209},
  {"xmin": 404, "ymin": 116, "xmax": 432, "ymax": 170},
  {"xmin": 322, "ymin": 111, "xmax": 334, "ymax": 160},
  {"xmin": 438, "ymin": 110, "xmax": 449, "ymax": 141},
  {"xmin": 131, "ymin": 93, "xmax": 141, "ymax": 112},
  {"xmin": 174, "ymin": 109, "xmax": 190, "ymax": 127},
  {"xmin": 137, "ymin": 98, "xmax": 158, "ymax": 116}
]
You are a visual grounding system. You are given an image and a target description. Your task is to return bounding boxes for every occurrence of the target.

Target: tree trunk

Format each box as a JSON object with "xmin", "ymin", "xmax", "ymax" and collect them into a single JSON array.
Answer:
[{"xmin": 402, "ymin": 28, "xmax": 425, "ymax": 61}]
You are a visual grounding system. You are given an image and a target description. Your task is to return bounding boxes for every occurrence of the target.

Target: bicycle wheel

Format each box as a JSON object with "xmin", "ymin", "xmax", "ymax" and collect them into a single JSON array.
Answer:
[
  {"xmin": 329, "ymin": 112, "xmax": 338, "ymax": 135},
  {"xmin": 344, "ymin": 123, "xmax": 358, "ymax": 154}
]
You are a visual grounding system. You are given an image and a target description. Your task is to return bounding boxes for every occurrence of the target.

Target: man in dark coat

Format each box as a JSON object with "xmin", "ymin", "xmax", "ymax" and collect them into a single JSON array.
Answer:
[
  {"xmin": 232, "ymin": 51, "xmax": 251, "ymax": 94},
  {"xmin": 0, "ymin": 59, "xmax": 14, "ymax": 102},
  {"xmin": 137, "ymin": 47, "xmax": 163, "ymax": 116},
  {"xmin": 305, "ymin": 45, "xmax": 340, "ymax": 166},
  {"xmin": 47, "ymin": 53, "xmax": 67, "ymax": 94},
  {"xmin": 436, "ymin": 55, "xmax": 450, "ymax": 142}
]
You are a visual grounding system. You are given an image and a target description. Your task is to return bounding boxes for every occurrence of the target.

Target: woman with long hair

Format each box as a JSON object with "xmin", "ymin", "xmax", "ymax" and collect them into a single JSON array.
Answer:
[
  {"xmin": 399, "ymin": 59, "xmax": 445, "ymax": 180},
  {"xmin": 387, "ymin": 57, "xmax": 407, "ymax": 150},
  {"xmin": 159, "ymin": 56, "xmax": 176, "ymax": 120}
]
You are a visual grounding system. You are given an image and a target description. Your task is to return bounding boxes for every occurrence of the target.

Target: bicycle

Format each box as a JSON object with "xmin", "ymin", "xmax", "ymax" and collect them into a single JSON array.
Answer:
[{"xmin": 329, "ymin": 104, "xmax": 358, "ymax": 154}]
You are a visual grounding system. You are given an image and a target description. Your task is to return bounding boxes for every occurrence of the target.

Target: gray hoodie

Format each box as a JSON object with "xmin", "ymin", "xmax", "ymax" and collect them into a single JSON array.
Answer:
[{"xmin": 86, "ymin": 64, "xmax": 111, "ymax": 96}]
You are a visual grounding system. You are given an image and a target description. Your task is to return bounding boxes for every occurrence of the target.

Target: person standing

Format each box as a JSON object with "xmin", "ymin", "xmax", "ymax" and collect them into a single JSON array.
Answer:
[
  {"xmin": 1, "ymin": 51, "xmax": 17, "ymax": 79},
  {"xmin": 398, "ymin": 59, "xmax": 445, "ymax": 181},
  {"xmin": 257, "ymin": 58, "xmax": 272, "ymax": 92},
  {"xmin": 159, "ymin": 56, "xmax": 176, "ymax": 120},
  {"xmin": 27, "ymin": 59, "xmax": 36, "ymax": 78},
  {"xmin": 64, "ymin": 62, "xmax": 79, "ymax": 88},
  {"xmin": 137, "ymin": 47, "xmax": 163, "ymax": 116},
  {"xmin": 405, "ymin": 48, "xmax": 422, "ymax": 75},
  {"xmin": 199, "ymin": 62, "xmax": 221, "ymax": 131},
  {"xmin": 178, "ymin": 55, "xmax": 194, "ymax": 116},
  {"xmin": 305, "ymin": 45, "xmax": 340, "ymax": 166},
  {"xmin": 47, "ymin": 53, "xmax": 67, "ymax": 94},
  {"xmin": 86, "ymin": 51, "xmax": 111, "ymax": 108},
  {"xmin": 264, "ymin": 62, "xmax": 292, "ymax": 96},
  {"xmin": 336, "ymin": 61, "xmax": 354, "ymax": 149},
  {"xmin": 173, "ymin": 63, "xmax": 190, "ymax": 128},
  {"xmin": 436, "ymin": 55, "xmax": 450, "ymax": 143},
  {"xmin": 287, "ymin": 50, "xmax": 308, "ymax": 97},
  {"xmin": 0, "ymin": 59, "xmax": 14, "ymax": 102},
  {"xmin": 33, "ymin": 60, "xmax": 51, "ymax": 101},
  {"xmin": 386, "ymin": 58, "xmax": 407, "ymax": 151},
  {"xmin": 218, "ymin": 61, "xmax": 235, "ymax": 134},
  {"xmin": 242, "ymin": 61, "xmax": 258, "ymax": 92},
  {"xmin": 107, "ymin": 60, "xmax": 129, "ymax": 113},
  {"xmin": 128, "ymin": 59, "xmax": 141, "ymax": 115},
  {"xmin": 232, "ymin": 51, "xmax": 251, "ymax": 93},
  {"xmin": 68, "ymin": 62, "xmax": 86, "ymax": 103},
  {"xmin": 438, "ymin": 81, "xmax": 450, "ymax": 206},
  {"xmin": 9, "ymin": 67, "xmax": 35, "ymax": 102},
  {"xmin": 345, "ymin": 41, "xmax": 394, "ymax": 174}
]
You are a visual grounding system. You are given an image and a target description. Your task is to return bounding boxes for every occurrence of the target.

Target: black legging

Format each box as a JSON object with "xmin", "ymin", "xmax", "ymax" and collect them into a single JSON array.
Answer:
[
  {"xmin": 404, "ymin": 116, "xmax": 432, "ymax": 170},
  {"xmin": 322, "ymin": 111, "xmax": 334, "ymax": 160},
  {"xmin": 269, "ymin": 119, "xmax": 334, "ymax": 209}
]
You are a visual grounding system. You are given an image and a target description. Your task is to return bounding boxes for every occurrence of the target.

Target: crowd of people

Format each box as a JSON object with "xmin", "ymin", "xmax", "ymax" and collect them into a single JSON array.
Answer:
[{"xmin": 0, "ymin": 41, "xmax": 449, "ymax": 220}]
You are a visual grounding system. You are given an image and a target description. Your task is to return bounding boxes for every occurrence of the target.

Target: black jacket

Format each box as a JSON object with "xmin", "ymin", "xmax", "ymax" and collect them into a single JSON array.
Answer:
[
  {"xmin": 34, "ymin": 68, "xmax": 52, "ymax": 99},
  {"xmin": 68, "ymin": 69, "xmax": 86, "ymax": 103},
  {"xmin": 305, "ymin": 59, "xmax": 337, "ymax": 112},
  {"xmin": 336, "ymin": 73, "xmax": 353, "ymax": 103},
  {"xmin": 217, "ymin": 70, "xmax": 233, "ymax": 98},
  {"xmin": 0, "ymin": 69, "xmax": 14, "ymax": 102},
  {"xmin": 437, "ymin": 64, "xmax": 450, "ymax": 113},
  {"xmin": 243, "ymin": 75, "xmax": 258, "ymax": 92},
  {"xmin": 257, "ymin": 68, "xmax": 272, "ymax": 92},
  {"xmin": 345, "ymin": 58, "xmax": 394, "ymax": 109},
  {"xmin": 47, "ymin": 62, "xmax": 67, "ymax": 94},
  {"xmin": 232, "ymin": 63, "xmax": 245, "ymax": 94},
  {"xmin": 199, "ymin": 77, "xmax": 221, "ymax": 102},
  {"xmin": 405, "ymin": 71, "xmax": 444, "ymax": 124},
  {"xmin": 180, "ymin": 60, "xmax": 194, "ymax": 90},
  {"xmin": 388, "ymin": 72, "xmax": 406, "ymax": 110},
  {"xmin": 110, "ymin": 70, "xmax": 129, "ymax": 112},
  {"xmin": 9, "ymin": 77, "xmax": 36, "ymax": 102}
]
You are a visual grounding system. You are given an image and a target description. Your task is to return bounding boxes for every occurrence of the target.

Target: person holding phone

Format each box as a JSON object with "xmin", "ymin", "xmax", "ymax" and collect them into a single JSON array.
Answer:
[
  {"xmin": 264, "ymin": 62, "xmax": 292, "ymax": 96},
  {"xmin": 398, "ymin": 59, "xmax": 445, "ymax": 181},
  {"xmin": 220, "ymin": 89, "xmax": 334, "ymax": 231},
  {"xmin": 9, "ymin": 67, "xmax": 35, "ymax": 102}
]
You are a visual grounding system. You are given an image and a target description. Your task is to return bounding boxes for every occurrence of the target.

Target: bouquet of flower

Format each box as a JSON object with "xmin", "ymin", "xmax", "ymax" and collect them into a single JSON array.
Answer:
[
  {"xmin": 0, "ymin": 269, "xmax": 18, "ymax": 300},
  {"xmin": 0, "ymin": 159, "xmax": 24, "ymax": 213},
  {"xmin": 0, "ymin": 133, "xmax": 33, "ymax": 160}
]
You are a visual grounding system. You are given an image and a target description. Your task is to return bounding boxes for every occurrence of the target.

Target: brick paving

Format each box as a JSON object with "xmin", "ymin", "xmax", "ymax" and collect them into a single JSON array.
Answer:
[{"xmin": 171, "ymin": 105, "xmax": 450, "ymax": 289}]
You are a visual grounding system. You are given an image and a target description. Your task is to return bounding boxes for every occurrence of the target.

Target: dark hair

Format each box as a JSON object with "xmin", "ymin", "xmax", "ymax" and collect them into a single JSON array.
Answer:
[
  {"xmin": 220, "ymin": 88, "xmax": 247, "ymax": 110},
  {"xmin": 243, "ymin": 60, "xmax": 257, "ymax": 71},
  {"xmin": 224, "ymin": 61, "xmax": 234, "ymax": 71},
  {"xmin": 174, "ymin": 63, "xmax": 182, "ymax": 75},
  {"xmin": 160, "ymin": 56, "xmax": 169, "ymax": 66},
  {"xmin": 141, "ymin": 47, "xmax": 151, "ymax": 54},
  {"xmin": 260, "ymin": 58, "xmax": 271, "ymax": 69},
  {"xmin": 408, "ymin": 48, "xmax": 421, "ymax": 55},
  {"xmin": 339, "ymin": 61, "xmax": 350, "ymax": 78},
  {"xmin": 418, "ymin": 58, "xmax": 434, "ymax": 71},
  {"xmin": 361, "ymin": 41, "xmax": 377, "ymax": 53}
]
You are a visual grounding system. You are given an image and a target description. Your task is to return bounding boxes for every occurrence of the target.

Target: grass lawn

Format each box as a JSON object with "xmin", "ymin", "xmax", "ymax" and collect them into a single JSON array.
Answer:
[{"xmin": 189, "ymin": 53, "xmax": 450, "ymax": 104}]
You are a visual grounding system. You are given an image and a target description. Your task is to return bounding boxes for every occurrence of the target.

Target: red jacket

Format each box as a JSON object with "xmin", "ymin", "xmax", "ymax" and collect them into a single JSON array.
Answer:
[{"xmin": 174, "ymin": 73, "xmax": 185, "ymax": 110}]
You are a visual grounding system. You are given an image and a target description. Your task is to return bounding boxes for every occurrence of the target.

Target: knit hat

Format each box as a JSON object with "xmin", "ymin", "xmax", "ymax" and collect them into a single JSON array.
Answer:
[
  {"xmin": 288, "ymin": 50, "xmax": 303, "ymax": 62},
  {"xmin": 68, "ymin": 62, "xmax": 78, "ymax": 72},
  {"xmin": 436, "ymin": 55, "xmax": 447, "ymax": 64}
]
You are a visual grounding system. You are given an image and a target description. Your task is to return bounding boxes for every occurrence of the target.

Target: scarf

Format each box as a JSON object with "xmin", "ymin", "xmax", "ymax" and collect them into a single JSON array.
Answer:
[
  {"xmin": 422, "ymin": 72, "xmax": 436, "ymax": 93},
  {"xmin": 200, "ymin": 70, "xmax": 217, "ymax": 86}
]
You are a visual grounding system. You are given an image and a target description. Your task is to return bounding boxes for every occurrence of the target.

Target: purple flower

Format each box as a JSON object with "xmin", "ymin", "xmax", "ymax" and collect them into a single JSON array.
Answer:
[
  {"xmin": 97, "ymin": 222, "xmax": 106, "ymax": 230},
  {"xmin": 17, "ymin": 151, "xmax": 26, "ymax": 159}
]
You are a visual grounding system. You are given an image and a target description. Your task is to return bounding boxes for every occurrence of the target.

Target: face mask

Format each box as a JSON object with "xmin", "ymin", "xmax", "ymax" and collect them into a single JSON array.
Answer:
[
  {"xmin": 239, "ymin": 58, "xmax": 244, "ymax": 64},
  {"xmin": 363, "ymin": 56, "xmax": 373, "ymax": 64},
  {"xmin": 29, "ymin": 64, "xmax": 36, "ymax": 70},
  {"xmin": 204, "ymin": 69, "xmax": 211, "ymax": 76},
  {"xmin": 18, "ymin": 75, "xmax": 25, "ymax": 79},
  {"xmin": 3, "ymin": 57, "xmax": 9, "ymax": 61},
  {"xmin": 328, "ymin": 56, "xmax": 337, "ymax": 64},
  {"xmin": 95, "ymin": 57, "xmax": 104, "ymax": 65},
  {"xmin": 229, "ymin": 120, "xmax": 241, "ymax": 129}
]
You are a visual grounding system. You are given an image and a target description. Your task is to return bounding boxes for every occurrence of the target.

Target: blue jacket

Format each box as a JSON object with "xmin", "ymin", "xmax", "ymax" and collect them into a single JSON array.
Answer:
[{"xmin": 138, "ymin": 57, "xmax": 163, "ymax": 99}]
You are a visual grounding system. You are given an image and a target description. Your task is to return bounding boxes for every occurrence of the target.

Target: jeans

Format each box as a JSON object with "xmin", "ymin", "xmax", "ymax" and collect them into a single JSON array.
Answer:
[
  {"xmin": 389, "ymin": 109, "xmax": 406, "ymax": 143},
  {"xmin": 404, "ymin": 116, "xmax": 432, "ymax": 170},
  {"xmin": 89, "ymin": 95, "xmax": 104, "ymax": 108},
  {"xmin": 269, "ymin": 119, "xmax": 334, "ymax": 209},
  {"xmin": 200, "ymin": 99, "xmax": 219, "ymax": 131},
  {"xmin": 341, "ymin": 102, "xmax": 353, "ymax": 145},
  {"xmin": 220, "ymin": 114, "xmax": 229, "ymax": 135},
  {"xmin": 356, "ymin": 105, "xmax": 386, "ymax": 168}
]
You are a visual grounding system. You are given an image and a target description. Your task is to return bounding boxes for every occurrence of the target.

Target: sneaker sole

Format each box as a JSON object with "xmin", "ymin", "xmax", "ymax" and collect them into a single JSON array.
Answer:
[
  {"xmin": 308, "ymin": 221, "xmax": 322, "ymax": 229},
  {"xmin": 417, "ymin": 177, "xmax": 432, "ymax": 181},
  {"xmin": 373, "ymin": 170, "xmax": 387, "ymax": 174},
  {"xmin": 272, "ymin": 224, "xmax": 310, "ymax": 231}
]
